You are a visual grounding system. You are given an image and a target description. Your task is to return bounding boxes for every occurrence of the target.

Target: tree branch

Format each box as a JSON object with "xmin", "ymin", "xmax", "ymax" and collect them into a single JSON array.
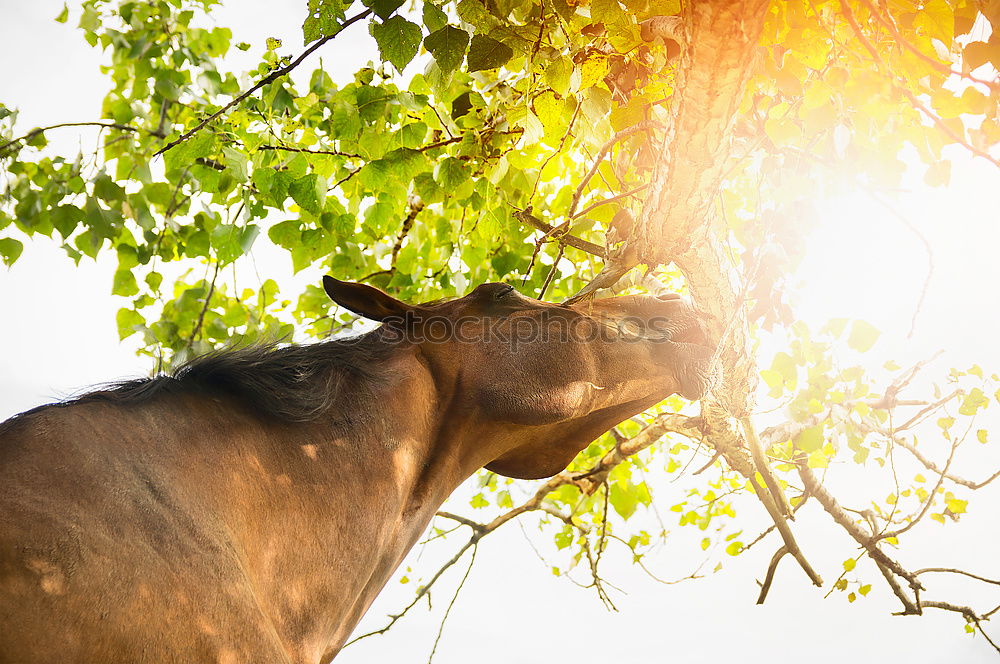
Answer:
[
  {"xmin": 514, "ymin": 208, "xmax": 607, "ymax": 258},
  {"xmin": 154, "ymin": 9, "xmax": 373, "ymax": 157},
  {"xmin": 0, "ymin": 122, "xmax": 138, "ymax": 156},
  {"xmin": 567, "ymin": 120, "xmax": 661, "ymax": 220}
]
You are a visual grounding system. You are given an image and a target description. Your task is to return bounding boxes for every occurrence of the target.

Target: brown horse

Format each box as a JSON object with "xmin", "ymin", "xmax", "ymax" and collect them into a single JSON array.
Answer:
[{"xmin": 0, "ymin": 278, "xmax": 711, "ymax": 663}]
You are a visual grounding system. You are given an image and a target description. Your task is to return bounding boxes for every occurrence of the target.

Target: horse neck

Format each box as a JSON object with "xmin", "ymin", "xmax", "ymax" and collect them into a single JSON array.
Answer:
[{"xmin": 209, "ymin": 344, "xmax": 470, "ymax": 532}]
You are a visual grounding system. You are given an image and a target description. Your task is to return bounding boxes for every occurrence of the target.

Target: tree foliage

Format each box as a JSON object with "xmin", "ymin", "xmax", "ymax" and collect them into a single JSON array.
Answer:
[{"xmin": 2, "ymin": 0, "xmax": 1000, "ymax": 655}]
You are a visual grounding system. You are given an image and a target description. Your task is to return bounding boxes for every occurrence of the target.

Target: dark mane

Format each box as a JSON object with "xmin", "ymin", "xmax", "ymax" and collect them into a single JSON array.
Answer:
[{"xmin": 4, "ymin": 332, "xmax": 391, "ymax": 429}]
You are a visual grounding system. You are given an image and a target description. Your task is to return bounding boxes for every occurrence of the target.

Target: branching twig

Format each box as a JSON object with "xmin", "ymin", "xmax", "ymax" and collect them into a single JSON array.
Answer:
[
  {"xmin": 572, "ymin": 183, "xmax": 650, "ymax": 220},
  {"xmin": 154, "ymin": 9, "xmax": 373, "ymax": 157},
  {"xmin": 0, "ymin": 122, "xmax": 138, "ymax": 156},
  {"xmin": 514, "ymin": 208, "xmax": 606, "ymax": 257},
  {"xmin": 185, "ymin": 261, "xmax": 221, "ymax": 352},
  {"xmin": 426, "ymin": 545, "xmax": 477, "ymax": 663},
  {"xmin": 568, "ymin": 120, "xmax": 661, "ymax": 219}
]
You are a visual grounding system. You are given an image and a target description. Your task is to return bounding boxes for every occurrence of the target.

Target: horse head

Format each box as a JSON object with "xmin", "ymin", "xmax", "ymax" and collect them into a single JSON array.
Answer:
[{"xmin": 323, "ymin": 277, "xmax": 713, "ymax": 479}]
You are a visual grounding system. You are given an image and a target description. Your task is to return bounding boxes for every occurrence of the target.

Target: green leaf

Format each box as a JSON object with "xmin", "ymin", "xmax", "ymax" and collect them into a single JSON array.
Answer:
[
  {"xmin": 609, "ymin": 482, "xmax": 638, "ymax": 519},
  {"xmin": 847, "ymin": 320, "xmax": 880, "ymax": 353},
  {"xmin": 843, "ymin": 558, "xmax": 856, "ymax": 572},
  {"xmin": 0, "ymin": 237, "xmax": 24, "ymax": 266},
  {"xmin": 268, "ymin": 220, "xmax": 301, "ymax": 248},
  {"xmin": 370, "ymin": 17, "xmax": 423, "ymax": 72},
  {"xmin": 363, "ymin": 0, "xmax": 405, "ymax": 21},
  {"xmin": 422, "ymin": 1, "xmax": 448, "ymax": 31},
  {"xmin": 222, "ymin": 146, "xmax": 248, "ymax": 182},
  {"xmin": 435, "ymin": 157, "xmax": 469, "ymax": 190},
  {"xmin": 55, "ymin": 3, "xmax": 68, "ymax": 23},
  {"xmin": 290, "ymin": 173, "xmax": 327, "ymax": 215},
  {"xmin": 424, "ymin": 26, "xmax": 470, "ymax": 78},
  {"xmin": 303, "ymin": 0, "xmax": 346, "ymax": 44},
  {"xmin": 163, "ymin": 132, "xmax": 216, "ymax": 172},
  {"xmin": 467, "ymin": 35, "xmax": 513, "ymax": 72},
  {"xmin": 116, "ymin": 308, "xmax": 145, "ymax": 340},
  {"xmin": 112, "ymin": 268, "xmax": 139, "ymax": 297}
]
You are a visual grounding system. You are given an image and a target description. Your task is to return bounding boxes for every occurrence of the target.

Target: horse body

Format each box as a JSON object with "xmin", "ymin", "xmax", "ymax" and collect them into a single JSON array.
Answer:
[{"xmin": 0, "ymin": 279, "xmax": 711, "ymax": 663}]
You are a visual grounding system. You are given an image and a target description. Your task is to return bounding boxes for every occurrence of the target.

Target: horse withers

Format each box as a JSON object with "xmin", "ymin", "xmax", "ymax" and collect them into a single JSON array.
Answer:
[{"xmin": 0, "ymin": 278, "xmax": 712, "ymax": 663}]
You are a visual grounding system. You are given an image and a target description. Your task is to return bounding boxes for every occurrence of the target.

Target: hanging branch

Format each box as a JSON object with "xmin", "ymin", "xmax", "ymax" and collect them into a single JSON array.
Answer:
[
  {"xmin": 0, "ymin": 122, "xmax": 138, "ymax": 156},
  {"xmin": 346, "ymin": 413, "xmax": 702, "ymax": 647},
  {"xmin": 154, "ymin": 9, "xmax": 373, "ymax": 157},
  {"xmin": 838, "ymin": 0, "xmax": 1000, "ymax": 169}
]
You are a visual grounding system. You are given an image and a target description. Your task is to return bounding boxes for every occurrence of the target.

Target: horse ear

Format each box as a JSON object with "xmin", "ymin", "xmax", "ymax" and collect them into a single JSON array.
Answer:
[{"xmin": 322, "ymin": 276, "xmax": 412, "ymax": 322}]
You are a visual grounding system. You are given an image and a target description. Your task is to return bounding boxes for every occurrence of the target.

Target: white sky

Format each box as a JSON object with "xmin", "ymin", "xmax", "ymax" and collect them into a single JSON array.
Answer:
[{"xmin": 2, "ymin": 1, "xmax": 999, "ymax": 661}]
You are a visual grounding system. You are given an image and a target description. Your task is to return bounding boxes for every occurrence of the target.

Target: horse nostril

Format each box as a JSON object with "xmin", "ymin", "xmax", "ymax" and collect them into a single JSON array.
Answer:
[{"xmin": 656, "ymin": 293, "xmax": 681, "ymax": 301}]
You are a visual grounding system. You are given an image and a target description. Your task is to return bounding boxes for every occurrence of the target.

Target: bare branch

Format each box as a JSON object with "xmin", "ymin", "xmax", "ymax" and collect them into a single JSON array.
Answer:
[
  {"xmin": 344, "ymin": 535, "xmax": 478, "ymax": 647},
  {"xmin": 0, "ymin": 122, "xmax": 138, "ymax": 156},
  {"xmin": 796, "ymin": 460, "xmax": 923, "ymax": 594},
  {"xmin": 572, "ymin": 183, "xmax": 650, "ymax": 221},
  {"xmin": 568, "ymin": 120, "xmax": 661, "ymax": 220},
  {"xmin": 914, "ymin": 568, "xmax": 1000, "ymax": 587},
  {"xmin": 893, "ymin": 437, "xmax": 1000, "ymax": 490},
  {"xmin": 426, "ymin": 545, "xmax": 477, "ymax": 663},
  {"xmin": 514, "ymin": 208, "xmax": 607, "ymax": 258},
  {"xmin": 257, "ymin": 145, "xmax": 362, "ymax": 159},
  {"xmin": 756, "ymin": 545, "xmax": 788, "ymax": 604}
]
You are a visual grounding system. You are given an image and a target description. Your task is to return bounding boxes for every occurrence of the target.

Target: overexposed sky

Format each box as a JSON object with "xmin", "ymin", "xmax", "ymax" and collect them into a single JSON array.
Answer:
[{"xmin": 2, "ymin": 1, "xmax": 999, "ymax": 662}]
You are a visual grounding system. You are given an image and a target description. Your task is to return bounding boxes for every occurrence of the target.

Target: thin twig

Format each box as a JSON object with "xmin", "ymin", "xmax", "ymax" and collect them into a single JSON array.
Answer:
[
  {"xmin": 426, "ymin": 545, "xmax": 477, "ymax": 663},
  {"xmin": 568, "ymin": 120, "xmax": 660, "ymax": 219},
  {"xmin": 257, "ymin": 145, "xmax": 362, "ymax": 159},
  {"xmin": 0, "ymin": 122, "xmax": 137, "ymax": 156},
  {"xmin": 154, "ymin": 9, "xmax": 373, "ymax": 157},
  {"xmin": 185, "ymin": 261, "xmax": 221, "ymax": 352},
  {"xmin": 756, "ymin": 545, "xmax": 788, "ymax": 604},
  {"xmin": 572, "ymin": 183, "xmax": 650, "ymax": 220}
]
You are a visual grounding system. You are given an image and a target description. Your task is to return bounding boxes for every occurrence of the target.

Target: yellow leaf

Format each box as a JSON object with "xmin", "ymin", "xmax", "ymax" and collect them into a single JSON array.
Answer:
[
  {"xmin": 764, "ymin": 116, "xmax": 802, "ymax": 144},
  {"xmin": 848, "ymin": 320, "xmax": 880, "ymax": 352},
  {"xmin": 807, "ymin": 448, "xmax": 829, "ymax": 468},
  {"xmin": 579, "ymin": 55, "xmax": 608, "ymax": 90},
  {"xmin": 946, "ymin": 498, "xmax": 968, "ymax": 514},
  {"xmin": 795, "ymin": 425, "xmax": 825, "ymax": 453},
  {"xmin": 533, "ymin": 90, "xmax": 563, "ymax": 136}
]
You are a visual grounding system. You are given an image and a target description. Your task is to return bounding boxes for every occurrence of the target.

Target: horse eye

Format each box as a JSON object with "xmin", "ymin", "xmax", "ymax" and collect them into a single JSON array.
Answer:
[{"xmin": 494, "ymin": 284, "xmax": 515, "ymax": 300}]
